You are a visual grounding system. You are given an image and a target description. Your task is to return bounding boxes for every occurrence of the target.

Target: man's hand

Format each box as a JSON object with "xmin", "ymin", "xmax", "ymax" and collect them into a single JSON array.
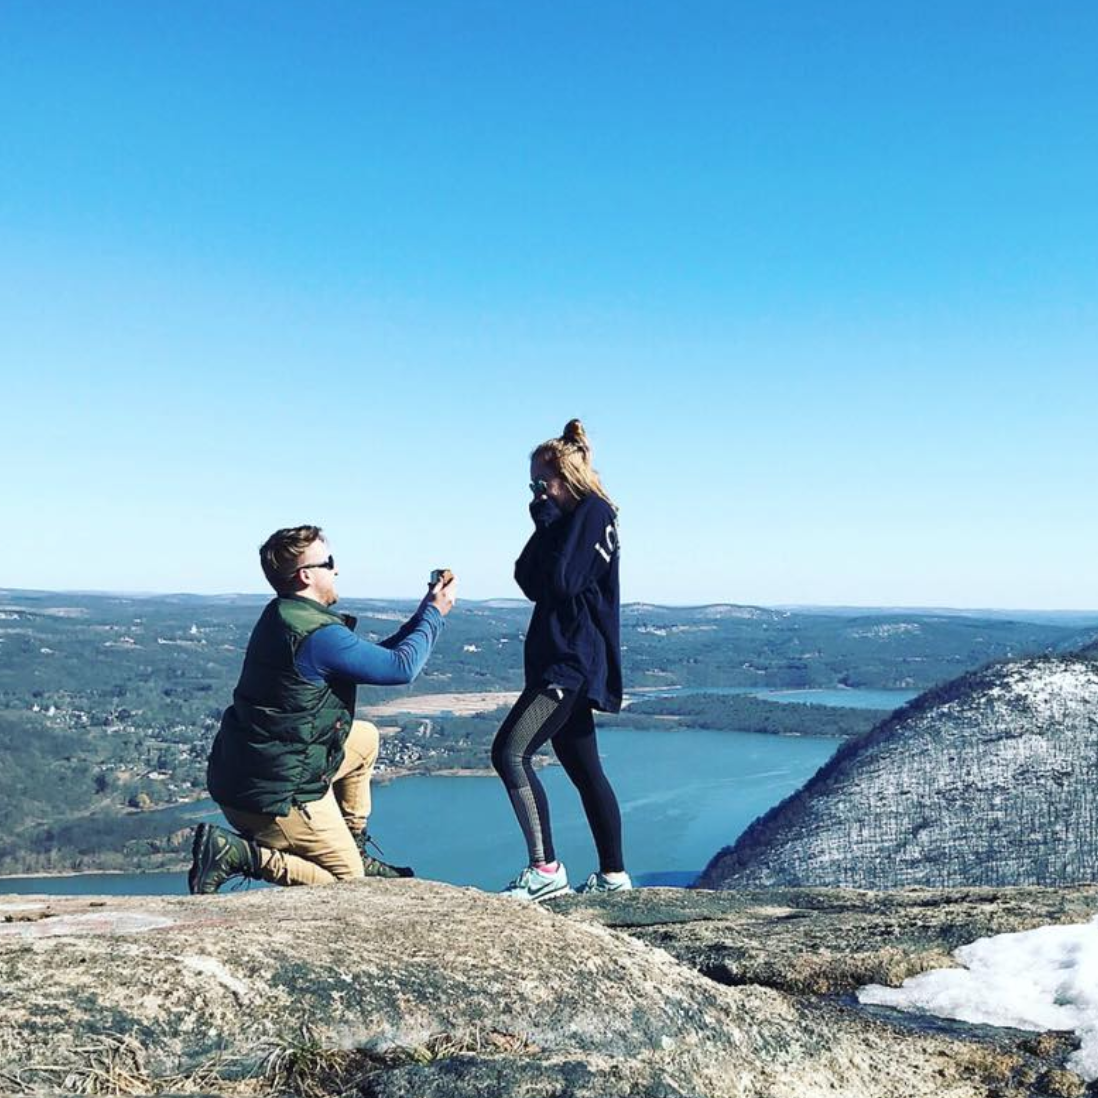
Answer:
[{"xmin": 427, "ymin": 573, "xmax": 458, "ymax": 617}]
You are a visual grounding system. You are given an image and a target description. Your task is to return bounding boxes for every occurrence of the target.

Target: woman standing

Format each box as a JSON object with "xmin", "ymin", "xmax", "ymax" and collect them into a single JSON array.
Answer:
[{"xmin": 492, "ymin": 419, "xmax": 631, "ymax": 899}]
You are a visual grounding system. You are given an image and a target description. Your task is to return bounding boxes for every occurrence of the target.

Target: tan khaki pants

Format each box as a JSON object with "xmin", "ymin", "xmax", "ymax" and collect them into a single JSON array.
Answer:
[{"xmin": 222, "ymin": 719, "xmax": 379, "ymax": 887}]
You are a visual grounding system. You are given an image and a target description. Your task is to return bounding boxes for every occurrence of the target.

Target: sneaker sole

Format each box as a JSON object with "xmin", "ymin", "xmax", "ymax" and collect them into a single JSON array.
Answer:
[
  {"xmin": 576, "ymin": 882, "xmax": 634, "ymax": 894},
  {"xmin": 502, "ymin": 881, "xmax": 572, "ymax": 902},
  {"xmin": 536, "ymin": 884, "xmax": 573, "ymax": 902}
]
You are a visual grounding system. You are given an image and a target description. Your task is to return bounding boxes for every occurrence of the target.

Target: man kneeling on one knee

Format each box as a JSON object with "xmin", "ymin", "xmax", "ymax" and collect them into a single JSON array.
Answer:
[{"xmin": 190, "ymin": 525, "xmax": 456, "ymax": 893}]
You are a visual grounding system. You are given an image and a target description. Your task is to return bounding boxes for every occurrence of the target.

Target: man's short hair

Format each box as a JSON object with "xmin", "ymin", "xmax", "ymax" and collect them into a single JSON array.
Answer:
[{"xmin": 260, "ymin": 525, "xmax": 324, "ymax": 594}]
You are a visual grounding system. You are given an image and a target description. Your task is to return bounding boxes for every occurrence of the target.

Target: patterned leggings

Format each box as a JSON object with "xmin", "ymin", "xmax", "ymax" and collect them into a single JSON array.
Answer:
[{"xmin": 490, "ymin": 685, "xmax": 624, "ymax": 872}]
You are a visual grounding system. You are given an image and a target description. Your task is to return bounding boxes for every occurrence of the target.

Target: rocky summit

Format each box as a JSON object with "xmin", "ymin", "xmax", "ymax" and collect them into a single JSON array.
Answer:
[
  {"xmin": 699, "ymin": 654, "xmax": 1098, "ymax": 891},
  {"xmin": 2, "ymin": 880, "xmax": 1098, "ymax": 1097}
]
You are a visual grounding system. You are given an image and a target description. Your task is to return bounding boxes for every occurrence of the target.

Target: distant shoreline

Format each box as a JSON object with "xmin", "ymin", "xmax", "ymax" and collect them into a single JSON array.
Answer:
[
  {"xmin": 0, "ymin": 868, "xmax": 141, "ymax": 881},
  {"xmin": 0, "ymin": 764, "xmax": 524, "ymax": 881},
  {"xmin": 5, "ymin": 589, "xmax": 1097, "ymax": 621},
  {"xmin": 0, "ymin": 694, "xmax": 880, "ymax": 882}
]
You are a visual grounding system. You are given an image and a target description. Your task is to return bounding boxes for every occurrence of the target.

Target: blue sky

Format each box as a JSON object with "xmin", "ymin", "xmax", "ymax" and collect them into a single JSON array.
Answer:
[{"xmin": 2, "ymin": 2, "xmax": 1096, "ymax": 608}]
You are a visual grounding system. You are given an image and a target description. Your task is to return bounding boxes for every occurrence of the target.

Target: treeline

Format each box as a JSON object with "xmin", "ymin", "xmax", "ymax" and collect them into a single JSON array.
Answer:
[
  {"xmin": 387, "ymin": 694, "xmax": 889, "ymax": 748},
  {"xmin": 621, "ymin": 693, "xmax": 889, "ymax": 739}
]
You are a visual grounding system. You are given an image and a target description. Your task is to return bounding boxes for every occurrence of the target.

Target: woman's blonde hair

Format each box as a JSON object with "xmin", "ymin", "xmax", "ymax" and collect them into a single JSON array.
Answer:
[{"xmin": 532, "ymin": 419, "xmax": 616, "ymax": 511}]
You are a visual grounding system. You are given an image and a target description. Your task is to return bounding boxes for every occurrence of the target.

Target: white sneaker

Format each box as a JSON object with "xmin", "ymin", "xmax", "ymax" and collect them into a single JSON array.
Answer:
[
  {"xmin": 575, "ymin": 871, "xmax": 633, "ymax": 894},
  {"xmin": 500, "ymin": 863, "xmax": 570, "ymax": 901}
]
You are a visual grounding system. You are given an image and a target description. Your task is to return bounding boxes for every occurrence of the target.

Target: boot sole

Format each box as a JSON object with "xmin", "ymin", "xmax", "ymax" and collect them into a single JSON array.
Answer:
[{"xmin": 188, "ymin": 823, "xmax": 212, "ymax": 894}]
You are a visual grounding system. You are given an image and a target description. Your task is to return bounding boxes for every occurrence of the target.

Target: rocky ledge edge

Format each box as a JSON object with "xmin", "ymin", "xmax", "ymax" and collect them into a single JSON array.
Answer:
[{"xmin": 2, "ymin": 881, "xmax": 1096, "ymax": 1098}]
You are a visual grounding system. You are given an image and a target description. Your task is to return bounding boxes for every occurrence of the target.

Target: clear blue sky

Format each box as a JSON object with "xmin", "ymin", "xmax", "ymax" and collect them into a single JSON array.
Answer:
[{"xmin": 2, "ymin": 2, "xmax": 1096, "ymax": 608}]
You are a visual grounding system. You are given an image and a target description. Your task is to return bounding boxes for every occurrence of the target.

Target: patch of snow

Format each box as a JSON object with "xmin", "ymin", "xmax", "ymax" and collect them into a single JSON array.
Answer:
[
  {"xmin": 999, "ymin": 662, "xmax": 1098, "ymax": 720},
  {"xmin": 697, "ymin": 605, "xmax": 772, "ymax": 620},
  {"xmin": 182, "ymin": 954, "xmax": 253, "ymax": 998},
  {"xmin": 858, "ymin": 915, "xmax": 1098, "ymax": 1081},
  {"xmin": 851, "ymin": 623, "xmax": 922, "ymax": 639}
]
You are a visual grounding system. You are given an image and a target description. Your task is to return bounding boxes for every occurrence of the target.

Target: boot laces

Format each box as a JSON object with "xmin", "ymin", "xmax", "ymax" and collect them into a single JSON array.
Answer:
[{"xmin": 360, "ymin": 832, "xmax": 387, "ymax": 857}]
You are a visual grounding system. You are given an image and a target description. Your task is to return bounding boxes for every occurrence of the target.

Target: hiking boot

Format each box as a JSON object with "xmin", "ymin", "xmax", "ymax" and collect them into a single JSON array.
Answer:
[
  {"xmin": 500, "ymin": 863, "xmax": 570, "ymax": 902},
  {"xmin": 358, "ymin": 832, "xmax": 414, "ymax": 879},
  {"xmin": 188, "ymin": 823, "xmax": 260, "ymax": 894},
  {"xmin": 575, "ymin": 870, "xmax": 634, "ymax": 895}
]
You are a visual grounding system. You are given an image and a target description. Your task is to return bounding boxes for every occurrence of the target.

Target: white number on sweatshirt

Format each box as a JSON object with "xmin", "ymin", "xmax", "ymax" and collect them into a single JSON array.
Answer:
[{"xmin": 594, "ymin": 522, "xmax": 619, "ymax": 563}]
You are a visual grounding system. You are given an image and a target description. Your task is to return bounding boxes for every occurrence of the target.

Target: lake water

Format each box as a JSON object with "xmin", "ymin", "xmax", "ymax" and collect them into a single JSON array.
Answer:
[
  {"xmin": 0, "ymin": 727, "xmax": 841, "ymax": 897},
  {"xmin": 1, "ymin": 687, "xmax": 916, "ymax": 898}
]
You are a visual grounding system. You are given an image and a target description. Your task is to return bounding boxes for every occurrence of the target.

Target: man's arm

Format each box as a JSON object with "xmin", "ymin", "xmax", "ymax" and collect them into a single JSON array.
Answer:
[
  {"xmin": 379, "ymin": 572, "xmax": 457, "ymax": 647},
  {"xmin": 377, "ymin": 609, "xmax": 428, "ymax": 650},
  {"xmin": 296, "ymin": 607, "xmax": 444, "ymax": 687}
]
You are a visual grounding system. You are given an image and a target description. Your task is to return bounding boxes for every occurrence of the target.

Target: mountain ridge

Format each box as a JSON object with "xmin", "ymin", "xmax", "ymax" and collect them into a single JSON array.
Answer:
[{"xmin": 699, "ymin": 650, "xmax": 1098, "ymax": 890}]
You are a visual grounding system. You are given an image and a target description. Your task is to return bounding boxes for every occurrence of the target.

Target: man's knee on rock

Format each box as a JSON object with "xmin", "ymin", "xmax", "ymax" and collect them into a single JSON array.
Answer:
[{"xmin": 332, "ymin": 855, "xmax": 366, "ymax": 881}]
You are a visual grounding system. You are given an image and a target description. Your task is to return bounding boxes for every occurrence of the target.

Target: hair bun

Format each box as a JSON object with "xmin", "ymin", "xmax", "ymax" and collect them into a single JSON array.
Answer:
[{"xmin": 562, "ymin": 418, "xmax": 589, "ymax": 452}]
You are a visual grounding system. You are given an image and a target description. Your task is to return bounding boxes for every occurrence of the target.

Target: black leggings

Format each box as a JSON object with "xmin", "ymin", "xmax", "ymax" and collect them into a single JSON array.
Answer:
[{"xmin": 491, "ymin": 685, "xmax": 624, "ymax": 873}]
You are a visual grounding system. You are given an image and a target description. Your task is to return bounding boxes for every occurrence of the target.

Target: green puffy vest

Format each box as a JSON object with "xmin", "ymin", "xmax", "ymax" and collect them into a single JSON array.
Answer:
[{"xmin": 206, "ymin": 596, "xmax": 358, "ymax": 815}]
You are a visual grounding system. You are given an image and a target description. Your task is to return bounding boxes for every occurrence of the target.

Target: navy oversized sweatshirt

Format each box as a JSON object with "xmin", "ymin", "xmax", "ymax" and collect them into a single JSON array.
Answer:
[{"xmin": 514, "ymin": 493, "xmax": 622, "ymax": 713}]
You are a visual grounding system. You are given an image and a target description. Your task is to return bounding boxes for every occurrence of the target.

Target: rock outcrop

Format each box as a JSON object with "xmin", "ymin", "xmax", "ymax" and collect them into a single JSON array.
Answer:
[
  {"xmin": 699, "ymin": 655, "xmax": 1098, "ymax": 890},
  {"xmin": 3, "ymin": 880, "xmax": 1098, "ymax": 1097},
  {"xmin": 563, "ymin": 883, "xmax": 1098, "ymax": 995}
]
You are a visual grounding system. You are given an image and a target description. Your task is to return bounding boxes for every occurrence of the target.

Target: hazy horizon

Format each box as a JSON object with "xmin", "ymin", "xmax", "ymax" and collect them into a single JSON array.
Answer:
[{"xmin": 3, "ymin": 585, "xmax": 1097, "ymax": 620}]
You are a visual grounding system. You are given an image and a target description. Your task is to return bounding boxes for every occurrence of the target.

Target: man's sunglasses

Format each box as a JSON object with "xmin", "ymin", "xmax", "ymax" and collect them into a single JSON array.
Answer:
[{"xmin": 297, "ymin": 554, "xmax": 335, "ymax": 572}]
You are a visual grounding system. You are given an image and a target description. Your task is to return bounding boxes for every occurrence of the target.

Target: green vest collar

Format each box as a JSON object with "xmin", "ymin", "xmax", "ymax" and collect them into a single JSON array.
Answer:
[
  {"xmin": 281, "ymin": 594, "xmax": 338, "ymax": 616},
  {"xmin": 278, "ymin": 594, "xmax": 357, "ymax": 633}
]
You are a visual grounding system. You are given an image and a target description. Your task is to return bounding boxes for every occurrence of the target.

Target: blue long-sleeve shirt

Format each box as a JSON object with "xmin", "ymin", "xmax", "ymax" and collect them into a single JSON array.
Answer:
[
  {"xmin": 295, "ymin": 604, "xmax": 444, "ymax": 687},
  {"xmin": 515, "ymin": 493, "xmax": 622, "ymax": 712}
]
